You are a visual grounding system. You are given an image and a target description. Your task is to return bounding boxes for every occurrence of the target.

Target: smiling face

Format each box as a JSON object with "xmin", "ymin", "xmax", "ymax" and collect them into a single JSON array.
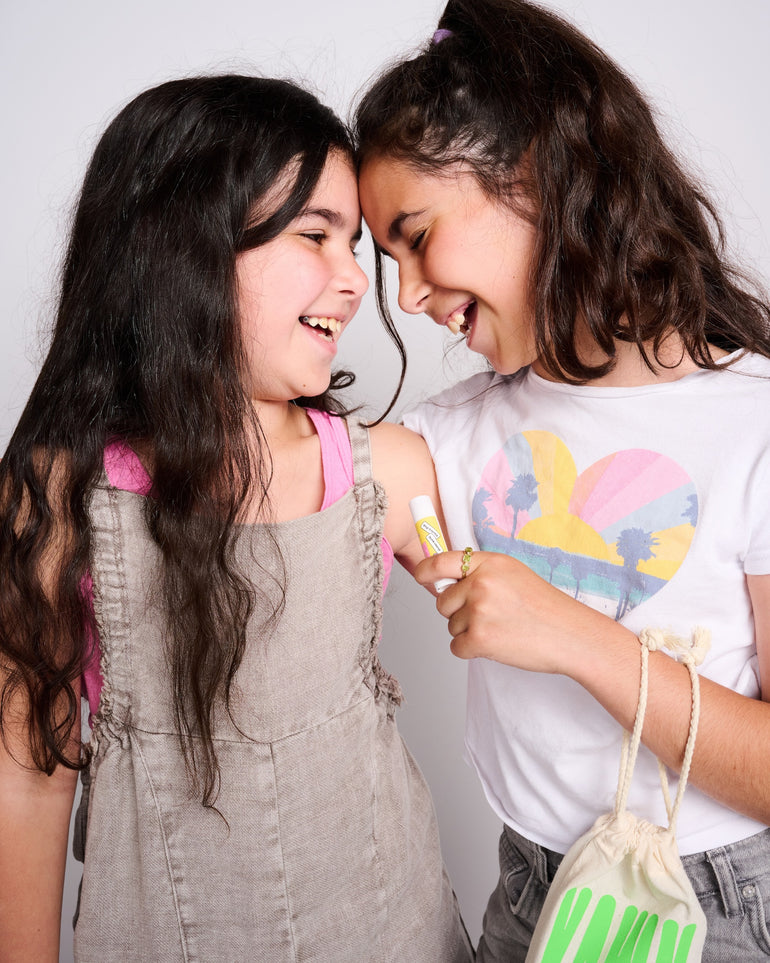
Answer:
[
  {"xmin": 359, "ymin": 156, "xmax": 539, "ymax": 376},
  {"xmin": 237, "ymin": 150, "xmax": 368, "ymax": 403}
]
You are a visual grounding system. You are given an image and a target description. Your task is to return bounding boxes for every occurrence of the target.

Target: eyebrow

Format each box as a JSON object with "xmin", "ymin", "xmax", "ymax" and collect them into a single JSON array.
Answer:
[
  {"xmin": 301, "ymin": 206, "xmax": 362, "ymax": 243},
  {"xmin": 387, "ymin": 209, "xmax": 425, "ymax": 243}
]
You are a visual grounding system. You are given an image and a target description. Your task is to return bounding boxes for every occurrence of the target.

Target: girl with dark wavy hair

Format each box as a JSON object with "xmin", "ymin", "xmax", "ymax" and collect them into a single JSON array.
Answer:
[
  {"xmin": 355, "ymin": 1, "xmax": 770, "ymax": 959},
  {"xmin": 0, "ymin": 75, "xmax": 473, "ymax": 962}
]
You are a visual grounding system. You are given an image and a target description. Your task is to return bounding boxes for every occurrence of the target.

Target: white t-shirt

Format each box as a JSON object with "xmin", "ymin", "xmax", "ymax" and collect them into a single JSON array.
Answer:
[{"xmin": 404, "ymin": 351, "xmax": 770, "ymax": 855}]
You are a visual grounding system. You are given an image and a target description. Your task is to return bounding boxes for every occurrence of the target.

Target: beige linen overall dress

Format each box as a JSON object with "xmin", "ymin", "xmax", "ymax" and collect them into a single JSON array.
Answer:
[{"xmin": 74, "ymin": 418, "xmax": 472, "ymax": 962}]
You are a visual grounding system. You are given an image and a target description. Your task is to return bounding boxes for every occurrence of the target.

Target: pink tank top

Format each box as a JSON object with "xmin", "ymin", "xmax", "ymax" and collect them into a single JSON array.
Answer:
[{"xmin": 83, "ymin": 411, "xmax": 394, "ymax": 716}]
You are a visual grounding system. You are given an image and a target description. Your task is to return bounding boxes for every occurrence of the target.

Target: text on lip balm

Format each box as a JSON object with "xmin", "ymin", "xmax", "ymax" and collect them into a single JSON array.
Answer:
[{"xmin": 418, "ymin": 519, "xmax": 446, "ymax": 556}]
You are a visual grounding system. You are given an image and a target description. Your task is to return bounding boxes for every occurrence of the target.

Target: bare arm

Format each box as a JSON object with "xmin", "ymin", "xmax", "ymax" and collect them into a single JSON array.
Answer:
[
  {"xmin": 415, "ymin": 550, "xmax": 770, "ymax": 824},
  {"xmin": 0, "ymin": 452, "xmax": 82, "ymax": 961},
  {"xmin": 0, "ymin": 685, "xmax": 79, "ymax": 963},
  {"xmin": 369, "ymin": 421, "xmax": 444, "ymax": 576}
]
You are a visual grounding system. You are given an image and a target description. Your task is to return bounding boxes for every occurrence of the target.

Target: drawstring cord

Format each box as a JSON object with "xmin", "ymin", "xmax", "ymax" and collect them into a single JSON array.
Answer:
[{"xmin": 615, "ymin": 626, "xmax": 711, "ymax": 834}]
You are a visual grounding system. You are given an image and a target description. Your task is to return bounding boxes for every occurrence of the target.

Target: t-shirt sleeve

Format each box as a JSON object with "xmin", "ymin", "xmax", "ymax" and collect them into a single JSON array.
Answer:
[{"xmin": 402, "ymin": 371, "xmax": 497, "ymax": 450}]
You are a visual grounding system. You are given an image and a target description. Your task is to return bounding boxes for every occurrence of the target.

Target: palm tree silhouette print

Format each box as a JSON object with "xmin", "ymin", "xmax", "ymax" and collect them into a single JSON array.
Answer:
[
  {"xmin": 506, "ymin": 473, "xmax": 538, "ymax": 547},
  {"xmin": 544, "ymin": 547, "xmax": 565, "ymax": 585},
  {"xmin": 472, "ymin": 487, "xmax": 494, "ymax": 542},
  {"xmin": 614, "ymin": 527, "xmax": 660, "ymax": 620},
  {"xmin": 570, "ymin": 554, "xmax": 596, "ymax": 599}
]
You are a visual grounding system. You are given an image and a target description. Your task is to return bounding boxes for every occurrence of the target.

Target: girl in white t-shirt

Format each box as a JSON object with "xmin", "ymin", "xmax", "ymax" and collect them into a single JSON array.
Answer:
[{"xmin": 355, "ymin": 1, "xmax": 770, "ymax": 959}]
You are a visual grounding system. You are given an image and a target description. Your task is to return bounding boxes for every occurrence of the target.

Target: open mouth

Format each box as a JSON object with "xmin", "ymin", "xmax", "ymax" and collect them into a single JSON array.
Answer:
[
  {"xmin": 446, "ymin": 301, "xmax": 477, "ymax": 338},
  {"xmin": 299, "ymin": 316, "xmax": 341, "ymax": 341}
]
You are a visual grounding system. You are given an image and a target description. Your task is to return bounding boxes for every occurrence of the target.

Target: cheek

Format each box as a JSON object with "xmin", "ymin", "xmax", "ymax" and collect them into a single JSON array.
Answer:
[
  {"xmin": 235, "ymin": 256, "xmax": 267, "ymax": 341},
  {"xmin": 237, "ymin": 286, "xmax": 268, "ymax": 351},
  {"xmin": 422, "ymin": 241, "xmax": 453, "ymax": 283},
  {"xmin": 348, "ymin": 294, "xmax": 364, "ymax": 319},
  {"xmin": 425, "ymin": 225, "xmax": 484, "ymax": 284}
]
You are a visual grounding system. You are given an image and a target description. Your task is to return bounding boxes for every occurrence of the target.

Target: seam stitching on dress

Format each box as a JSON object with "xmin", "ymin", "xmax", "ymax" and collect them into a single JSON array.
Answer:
[
  {"xmin": 271, "ymin": 741, "xmax": 298, "ymax": 961},
  {"xmin": 134, "ymin": 733, "xmax": 191, "ymax": 961}
]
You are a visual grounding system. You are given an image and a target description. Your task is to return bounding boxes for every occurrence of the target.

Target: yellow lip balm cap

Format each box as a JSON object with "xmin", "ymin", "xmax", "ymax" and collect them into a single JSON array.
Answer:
[{"xmin": 409, "ymin": 495, "xmax": 456, "ymax": 593}]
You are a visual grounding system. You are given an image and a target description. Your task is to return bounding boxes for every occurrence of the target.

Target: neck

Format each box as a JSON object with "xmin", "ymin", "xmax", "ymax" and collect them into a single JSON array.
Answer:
[
  {"xmin": 250, "ymin": 399, "xmax": 310, "ymax": 445},
  {"xmin": 241, "ymin": 398, "xmax": 323, "ymax": 524},
  {"xmin": 532, "ymin": 328, "xmax": 728, "ymax": 387}
]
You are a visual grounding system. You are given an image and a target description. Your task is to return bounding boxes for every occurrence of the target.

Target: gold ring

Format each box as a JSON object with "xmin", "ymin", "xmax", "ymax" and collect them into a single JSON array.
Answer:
[{"xmin": 461, "ymin": 546, "xmax": 473, "ymax": 579}]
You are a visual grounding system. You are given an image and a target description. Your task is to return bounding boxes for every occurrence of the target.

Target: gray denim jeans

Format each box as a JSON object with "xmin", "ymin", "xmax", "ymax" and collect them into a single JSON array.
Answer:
[{"xmin": 477, "ymin": 823, "xmax": 770, "ymax": 962}]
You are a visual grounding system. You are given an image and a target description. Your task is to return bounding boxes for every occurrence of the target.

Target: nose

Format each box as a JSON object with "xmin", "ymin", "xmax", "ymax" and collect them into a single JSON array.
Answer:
[
  {"xmin": 336, "ymin": 249, "xmax": 369, "ymax": 299},
  {"xmin": 396, "ymin": 259, "xmax": 431, "ymax": 315}
]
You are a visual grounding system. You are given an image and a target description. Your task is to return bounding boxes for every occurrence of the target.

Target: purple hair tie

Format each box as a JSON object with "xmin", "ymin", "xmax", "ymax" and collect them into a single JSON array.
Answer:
[{"xmin": 432, "ymin": 28, "xmax": 453, "ymax": 44}]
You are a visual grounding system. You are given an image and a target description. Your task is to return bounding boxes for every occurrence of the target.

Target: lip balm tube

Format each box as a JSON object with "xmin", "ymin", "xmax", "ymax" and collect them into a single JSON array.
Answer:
[{"xmin": 409, "ymin": 495, "xmax": 456, "ymax": 593}]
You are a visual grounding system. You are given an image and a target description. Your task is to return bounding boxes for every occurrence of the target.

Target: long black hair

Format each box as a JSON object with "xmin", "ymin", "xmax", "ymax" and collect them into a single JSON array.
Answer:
[
  {"xmin": 354, "ymin": 0, "xmax": 770, "ymax": 384},
  {"xmin": 0, "ymin": 75, "xmax": 355, "ymax": 804}
]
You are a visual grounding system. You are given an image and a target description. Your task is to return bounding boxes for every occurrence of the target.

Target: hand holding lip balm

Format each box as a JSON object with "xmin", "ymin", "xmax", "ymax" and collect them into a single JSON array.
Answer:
[{"xmin": 409, "ymin": 495, "xmax": 456, "ymax": 593}]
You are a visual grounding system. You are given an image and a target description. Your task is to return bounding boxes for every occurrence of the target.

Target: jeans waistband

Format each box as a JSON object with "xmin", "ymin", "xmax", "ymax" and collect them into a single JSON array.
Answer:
[
  {"xmin": 504, "ymin": 822, "xmax": 770, "ymax": 920},
  {"xmin": 502, "ymin": 824, "xmax": 563, "ymax": 887},
  {"xmin": 681, "ymin": 827, "xmax": 770, "ymax": 917}
]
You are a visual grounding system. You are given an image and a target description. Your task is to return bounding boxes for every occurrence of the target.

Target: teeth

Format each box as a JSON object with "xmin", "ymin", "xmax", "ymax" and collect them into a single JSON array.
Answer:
[
  {"xmin": 447, "ymin": 311, "xmax": 465, "ymax": 335},
  {"xmin": 301, "ymin": 317, "xmax": 342, "ymax": 333}
]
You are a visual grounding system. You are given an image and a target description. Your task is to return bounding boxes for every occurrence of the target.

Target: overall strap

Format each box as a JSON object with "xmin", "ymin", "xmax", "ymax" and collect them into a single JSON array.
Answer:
[
  {"xmin": 87, "ymin": 482, "xmax": 136, "ymax": 732},
  {"xmin": 345, "ymin": 417, "xmax": 402, "ymax": 713},
  {"xmin": 347, "ymin": 417, "xmax": 374, "ymax": 487}
]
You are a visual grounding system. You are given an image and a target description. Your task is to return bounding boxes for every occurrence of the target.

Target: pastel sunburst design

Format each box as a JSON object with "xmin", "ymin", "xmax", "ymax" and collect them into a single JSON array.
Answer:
[{"xmin": 472, "ymin": 431, "xmax": 698, "ymax": 620}]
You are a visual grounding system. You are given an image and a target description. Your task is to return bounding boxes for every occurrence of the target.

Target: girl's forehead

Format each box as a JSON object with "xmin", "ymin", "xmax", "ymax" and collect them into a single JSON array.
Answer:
[
  {"xmin": 359, "ymin": 158, "xmax": 433, "ymax": 230},
  {"xmin": 251, "ymin": 149, "xmax": 358, "ymax": 225},
  {"xmin": 361, "ymin": 155, "xmax": 424, "ymax": 185},
  {"xmin": 359, "ymin": 156, "xmax": 481, "ymax": 211},
  {"xmin": 359, "ymin": 156, "xmax": 460, "ymax": 202}
]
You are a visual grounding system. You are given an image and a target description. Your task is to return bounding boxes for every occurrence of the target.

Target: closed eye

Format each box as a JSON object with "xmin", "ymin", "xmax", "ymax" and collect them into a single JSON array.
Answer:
[{"xmin": 409, "ymin": 230, "xmax": 426, "ymax": 251}]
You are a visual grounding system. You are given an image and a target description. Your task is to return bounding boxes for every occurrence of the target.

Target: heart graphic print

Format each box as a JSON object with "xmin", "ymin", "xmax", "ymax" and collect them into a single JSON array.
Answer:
[{"xmin": 472, "ymin": 431, "xmax": 698, "ymax": 620}]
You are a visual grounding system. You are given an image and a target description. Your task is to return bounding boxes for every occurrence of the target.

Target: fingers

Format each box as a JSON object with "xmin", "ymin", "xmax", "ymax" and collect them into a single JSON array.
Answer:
[
  {"xmin": 413, "ymin": 549, "xmax": 478, "ymax": 589},
  {"xmin": 445, "ymin": 588, "xmax": 493, "ymax": 661},
  {"xmin": 414, "ymin": 550, "xmax": 476, "ymax": 615},
  {"xmin": 418, "ymin": 550, "xmax": 559, "ymax": 667},
  {"xmin": 449, "ymin": 634, "xmax": 475, "ymax": 661}
]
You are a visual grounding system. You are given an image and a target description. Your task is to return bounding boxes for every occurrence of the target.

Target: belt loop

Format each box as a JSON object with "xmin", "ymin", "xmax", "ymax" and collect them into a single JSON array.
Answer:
[
  {"xmin": 705, "ymin": 847, "xmax": 744, "ymax": 919},
  {"xmin": 532, "ymin": 841, "xmax": 550, "ymax": 887}
]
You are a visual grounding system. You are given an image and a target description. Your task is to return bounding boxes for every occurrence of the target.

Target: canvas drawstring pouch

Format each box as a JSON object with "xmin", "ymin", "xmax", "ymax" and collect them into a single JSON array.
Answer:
[{"xmin": 525, "ymin": 627, "xmax": 711, "ymax": 963}]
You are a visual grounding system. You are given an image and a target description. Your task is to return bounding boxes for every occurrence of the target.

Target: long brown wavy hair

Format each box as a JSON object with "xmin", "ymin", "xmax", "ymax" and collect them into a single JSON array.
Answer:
[
  {"xmin": 354, "ymin": 0, "xmax": 770, "ymax": 384},
  {"xmin": 0, "ymin": 75, "xmax": 358, "ymax": 805}
]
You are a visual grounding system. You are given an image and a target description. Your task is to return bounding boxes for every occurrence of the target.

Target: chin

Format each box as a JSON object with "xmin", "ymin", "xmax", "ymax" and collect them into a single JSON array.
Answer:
[
  {"xmin": 296, "ymin": 377, "xmax": 333, "ymax": 401},
  {"xmin": 488, "ymin": 348, "xmax": 535, "ymax": 376}
]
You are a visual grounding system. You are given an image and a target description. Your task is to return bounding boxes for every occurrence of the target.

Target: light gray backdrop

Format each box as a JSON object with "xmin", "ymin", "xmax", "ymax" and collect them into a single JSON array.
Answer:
[{"xmin": 2, "ymin": 2, "xmax": 768, "ymax": 959}]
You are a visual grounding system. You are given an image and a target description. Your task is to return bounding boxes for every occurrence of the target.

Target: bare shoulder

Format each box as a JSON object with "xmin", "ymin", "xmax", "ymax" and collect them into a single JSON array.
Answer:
[
  {"xmin": 368, "ymin": 419, "xmax": 429, "ymax": 448},
  {"xmin": 369, "ymin": 421, "xmax": 435, "ymax": 496}
]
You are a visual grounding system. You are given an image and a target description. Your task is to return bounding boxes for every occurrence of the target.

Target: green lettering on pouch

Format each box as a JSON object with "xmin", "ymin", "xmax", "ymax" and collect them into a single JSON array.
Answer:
[
  {"xmin": 606, "ymin": 909, "xmax": 661, "ymax": 962},
  {"xmin": 537, "ymin": 889, "xmax": 697, "ymax": 963},
  {"xmin": 632, "ymin": 914, "xmax": 658, "ymax": 962},
  {"xmin": 656, "ymin": 920, "xmax": 696, "ymax": 963},
  {"xmin": 572, "ymin": 895, "xmax": 616, "ymax": 963},
  {"xmin": 605, "ymin": 906, "xmax": 649, "ymax": 962},
  {"xmin": 540, "ymin": 887, "xmax": 593, "ymax": 962}
]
